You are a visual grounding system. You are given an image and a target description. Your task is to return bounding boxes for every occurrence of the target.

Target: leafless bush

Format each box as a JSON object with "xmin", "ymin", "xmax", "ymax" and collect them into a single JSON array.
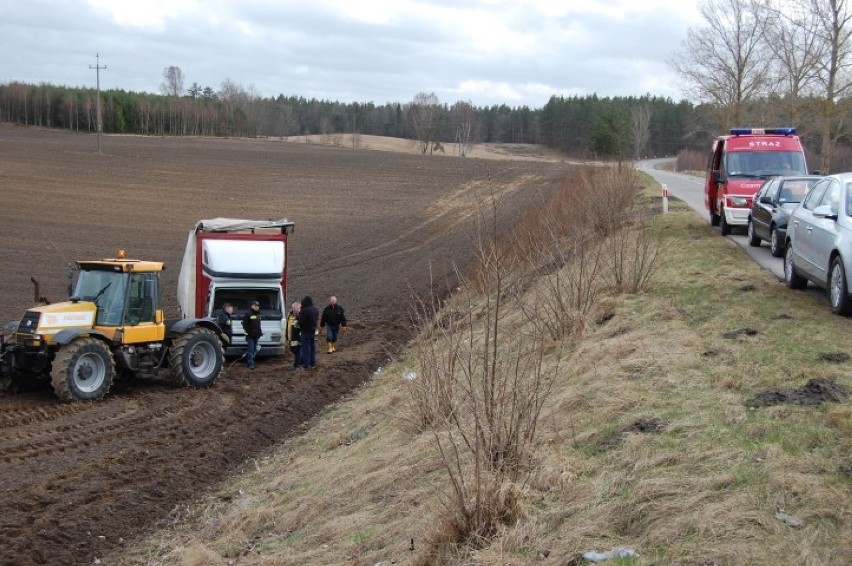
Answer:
[
  {"xmin": 405, "ymin": 166, "xmax": 662, "ymax": 556},
  {"xmin": 676, "ymin": 148, "xmax": 704, "ymax": 172},
  {"xmin": 406, "ymin": 195, "xmax": 557, "ymax": 556},
  {"xmin": 602, "ymin": 220, "xmax": 665, "ymax": 294}
]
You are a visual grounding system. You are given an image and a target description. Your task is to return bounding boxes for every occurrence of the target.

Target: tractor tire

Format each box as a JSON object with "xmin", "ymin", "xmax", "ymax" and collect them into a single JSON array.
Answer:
[
  {"xmin": 169, "ymin": 327, "xmax": 223, "ymax": 388},
  {"xmin": 51, "ymin": 338, "xmax": 115, "ymax": 402}
]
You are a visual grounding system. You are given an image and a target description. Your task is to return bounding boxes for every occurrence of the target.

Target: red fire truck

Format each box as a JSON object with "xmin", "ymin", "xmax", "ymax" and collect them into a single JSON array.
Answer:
[{"xmin": 705, "ymin": 128, "xmax": 808, "ymax": 235}]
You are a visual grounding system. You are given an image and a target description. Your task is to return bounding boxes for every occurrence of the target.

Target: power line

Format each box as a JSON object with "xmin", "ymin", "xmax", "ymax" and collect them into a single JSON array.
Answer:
[{"xmin": 89, "ymin": 53, "xmax": 107, "ymax": 154}]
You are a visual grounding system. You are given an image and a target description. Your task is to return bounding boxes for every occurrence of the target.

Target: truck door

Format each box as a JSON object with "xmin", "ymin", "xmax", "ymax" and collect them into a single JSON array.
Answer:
[{"xmin": 706, "ymin": 139, "xmax": 724, "ymax": 221}]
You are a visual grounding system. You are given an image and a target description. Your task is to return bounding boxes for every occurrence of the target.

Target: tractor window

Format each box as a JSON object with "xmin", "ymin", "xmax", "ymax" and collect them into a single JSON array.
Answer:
[
  {"xmin": 124, "ymin": 273, "xmax": 159, "ymax": 325},
  {"xmin": 74, "ymin": 270, "xmax": 128, "ymax": 326}
]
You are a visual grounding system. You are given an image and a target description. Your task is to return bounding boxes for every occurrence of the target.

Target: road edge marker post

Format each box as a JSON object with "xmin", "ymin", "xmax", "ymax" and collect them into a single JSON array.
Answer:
[{"xmin": 662, "ymin": 184, "xmax": 669, "ymax": 214}]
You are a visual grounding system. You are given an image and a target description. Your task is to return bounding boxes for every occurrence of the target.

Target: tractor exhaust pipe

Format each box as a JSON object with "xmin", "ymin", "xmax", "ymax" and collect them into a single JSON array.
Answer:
[{"xmin": 31, "ymin": 277, "xmax": 49, "ymax": 306}]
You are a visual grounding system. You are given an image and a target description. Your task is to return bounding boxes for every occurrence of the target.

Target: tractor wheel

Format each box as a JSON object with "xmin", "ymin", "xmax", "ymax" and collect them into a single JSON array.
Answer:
[
  {"xmin": 169, "ymin": 327, "xmax": 223, "ymax": 388},
  {"xmin": 51, "ymin": 338, "xmax": 115, "ymax": 402}
]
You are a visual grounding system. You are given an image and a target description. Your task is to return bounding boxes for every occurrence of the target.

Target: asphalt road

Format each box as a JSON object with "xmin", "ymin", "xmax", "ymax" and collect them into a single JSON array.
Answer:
[
  {"xmin": 636, "ymin": 158, "xmax": 835, "ymax": 307},
  {"xmin": 637, "ymin": 158, "xmax": 786, "ymax": 279}
]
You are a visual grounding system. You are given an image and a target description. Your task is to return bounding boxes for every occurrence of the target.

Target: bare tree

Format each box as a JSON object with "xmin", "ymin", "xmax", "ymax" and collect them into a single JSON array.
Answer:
[
  {"xmin": 160, "ymin": 66, "xmax": 185, "ymax": 97},
  {"xmin": 809, "ymin": 0, "xmax": 852, "ymax": 172},
  {"xmin": 766, "ymin": 0, "xmax": 824, "ymax": 125},
  {"xmin": 406, "ymin": 92, "xmax": 442, "ymax": 154},
  {"xmin": 670, "ymin": 0, "xmax": 772, "ymax": 125},
  {"xmin": 630, "ymin": 103, "xmax": 651, "ymax": 159},
  {"xmin": 450, "ymin": 100, "xmax": 474, "ymax": 157}
]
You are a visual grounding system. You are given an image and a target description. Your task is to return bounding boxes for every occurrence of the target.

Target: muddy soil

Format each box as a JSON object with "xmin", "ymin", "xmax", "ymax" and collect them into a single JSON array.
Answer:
[{"xmin": 0, "ymin": 126, "xmax": 569, "ymax": 565}]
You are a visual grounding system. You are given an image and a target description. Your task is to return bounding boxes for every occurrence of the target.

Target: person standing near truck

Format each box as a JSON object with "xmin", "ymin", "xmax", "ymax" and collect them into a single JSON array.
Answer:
[
  {"xmin": 320, "ymin": 295, "xmax": 347, "ymax": 354},
  {"xmin": 286, "ymin": 302, "xmax": 302, "ymax": 369},
  {"xmin": 216, "ymin": 302, "xmax": 234, "ymax": 344},
  {"xmin": 297, "ymin": 295, "xmax": 319, "ymax": 369},
  {"xmin": 241, "ymin": 300, "xmax": 263, "ymax": 370}
]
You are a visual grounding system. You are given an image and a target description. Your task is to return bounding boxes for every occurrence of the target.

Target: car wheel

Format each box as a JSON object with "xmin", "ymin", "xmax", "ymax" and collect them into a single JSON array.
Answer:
[
  {"xmin": 720, "ymin": 207, "xmax": 731, "ymax": 236},
  {"xmin": 784, "ymin": 244, "xmax": 808, "ymax": 290},
  {"xmin": 747, "ymin": 219, "xmax": 761, "ymax": 246},
  {"xmin": 769, "ymin": 227, "xmax": 784, "ymax": 258},
  {"xmin": 829, "ymin": 257, "xmax": 852, "ymax": 316}
]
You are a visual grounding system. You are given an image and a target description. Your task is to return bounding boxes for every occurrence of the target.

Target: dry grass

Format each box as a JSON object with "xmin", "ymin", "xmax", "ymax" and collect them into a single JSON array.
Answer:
[
  {"xmin": 281, "ymin": 134, "xmax": 572, "ymax": 163},
  {"xmin": 117, "ymin": 177, "xmax": 851, "ymax": 566}
]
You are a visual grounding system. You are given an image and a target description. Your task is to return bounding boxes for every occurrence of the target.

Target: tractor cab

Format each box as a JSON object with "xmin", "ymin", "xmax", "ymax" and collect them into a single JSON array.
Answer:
[{"xmin": 72, "ymin": 251, "xmax": 166, "ymax": 345}]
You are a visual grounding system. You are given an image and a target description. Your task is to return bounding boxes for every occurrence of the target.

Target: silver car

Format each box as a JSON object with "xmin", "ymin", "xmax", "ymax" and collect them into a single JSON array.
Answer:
[{"xmin": 784, "ymin": 172, "xmax": 852, "ymax": 315}]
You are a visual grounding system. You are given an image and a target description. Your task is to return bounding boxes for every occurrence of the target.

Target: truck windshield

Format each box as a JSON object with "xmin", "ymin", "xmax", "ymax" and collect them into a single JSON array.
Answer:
[
  {"xmin": 212, "ymin": 288, "xmax": 282, "ymax": 321},
  {"xmin": 75, "ymin": 270, "xmax": 128, "ymax": 326},
  {"xmin": 725, "ymin": 151, "xmax": 807, "ymax": 177}
]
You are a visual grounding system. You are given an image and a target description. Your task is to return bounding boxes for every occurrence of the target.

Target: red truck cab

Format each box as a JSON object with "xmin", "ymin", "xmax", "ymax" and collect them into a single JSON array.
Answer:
[{"xmin": 705, "ymin": 127, "xmax": 808, "ymax": 235}]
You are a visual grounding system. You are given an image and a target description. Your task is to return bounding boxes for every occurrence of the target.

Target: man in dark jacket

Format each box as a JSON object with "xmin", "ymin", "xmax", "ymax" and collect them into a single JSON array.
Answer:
[
  {"xmin": 320, "ymin": 295, "xmax": 347, "ymax": 354},
  {"xmin": 216, "ymin": 302, "xmax": 234, "ymax": 345},
  {"xmin": 297, "ymin": 295, "xmax": 319, "ymax": 369},
  {"xmin": 241, "ymin": 300, "xmax": 263, "ymax": 370}
]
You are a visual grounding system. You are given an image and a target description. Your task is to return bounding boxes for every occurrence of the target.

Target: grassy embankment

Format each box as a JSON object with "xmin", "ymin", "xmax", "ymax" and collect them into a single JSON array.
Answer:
[{"xmin": 120, "ymin": 170, "xmax": 851, "ymax": 566}]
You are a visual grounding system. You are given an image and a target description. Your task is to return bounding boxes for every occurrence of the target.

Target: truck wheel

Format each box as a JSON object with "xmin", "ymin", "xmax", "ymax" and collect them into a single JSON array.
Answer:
[
  {"xmin": 769, "ymin": 227, "xmax": 784, "ymax": 258},
  {"xmin": 784, "ymin": 245, "xmax": 808, "ymax": 290},
  {"xmin": 169, "ymin": 327, "xmax": 223, "ymax": 387},
  {"xmin": 710, "ymin": 211, "xmax": 720, "ymax": 226},
  {"xmin": 747, "ymin": 219, "xmax": 761, "ymax": 247},
  {"xmin": 719, "ymin": 207, "xmax": 731, "ymax": 236},
  {"xmin": 829, "ymin": 257, "xmax": 852, "ymax": 316},
  {"xmin": 51, "ymin": 338, "xmax": 115, "ymax": 402}
]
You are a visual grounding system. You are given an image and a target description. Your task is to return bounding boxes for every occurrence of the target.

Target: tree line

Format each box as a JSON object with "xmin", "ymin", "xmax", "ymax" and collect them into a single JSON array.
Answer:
[
  {"xmin": 6, "ymin": 0, "xmax": 852, "ymax": 169},
  {"xmin": 0, "ymin": 76, "xmax": 702, "ymax": 159}
]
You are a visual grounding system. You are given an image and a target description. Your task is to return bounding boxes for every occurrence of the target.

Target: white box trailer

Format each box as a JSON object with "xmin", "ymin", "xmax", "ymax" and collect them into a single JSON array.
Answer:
[{"xmin": 177, "ymin": 218, "xmax": 295, "ymax": 357}]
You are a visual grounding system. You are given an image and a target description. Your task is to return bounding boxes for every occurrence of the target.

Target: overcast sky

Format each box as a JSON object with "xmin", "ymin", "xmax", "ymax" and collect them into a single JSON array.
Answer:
[{"xmin": 2, "ymin": 0, "xmax": 702, "ymax": 109}]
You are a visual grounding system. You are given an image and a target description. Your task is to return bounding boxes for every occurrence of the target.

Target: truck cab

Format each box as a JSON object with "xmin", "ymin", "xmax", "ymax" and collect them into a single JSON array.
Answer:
[
  {"xmin": 706, "ymin": 128, "xmax": 808, "ymax": 235},
  {"xmin": 177, "ymin": 218, "xmax": 294, "ymax": 358}
]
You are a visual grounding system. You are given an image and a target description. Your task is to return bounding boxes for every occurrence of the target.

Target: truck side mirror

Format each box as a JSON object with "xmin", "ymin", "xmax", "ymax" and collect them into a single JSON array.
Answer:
[{"xmin": 760, "ymin": 195, "xmax": 772, "ymax": 204}]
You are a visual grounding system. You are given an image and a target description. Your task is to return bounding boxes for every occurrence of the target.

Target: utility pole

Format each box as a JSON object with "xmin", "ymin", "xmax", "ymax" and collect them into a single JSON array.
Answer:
[{"xmin": 89, "ymin": 53, "xmax": 107, "ymax": 154}]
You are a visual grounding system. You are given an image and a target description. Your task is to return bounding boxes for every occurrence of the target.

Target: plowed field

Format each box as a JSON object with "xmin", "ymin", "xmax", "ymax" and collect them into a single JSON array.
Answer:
[{"xmin": 0, "ymin": 126, "xmax": 568, "ymax": 565}]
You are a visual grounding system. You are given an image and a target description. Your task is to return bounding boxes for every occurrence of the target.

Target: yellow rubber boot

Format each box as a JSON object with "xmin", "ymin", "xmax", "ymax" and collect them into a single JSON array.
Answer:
[
  {"xmin": 327, "ymin": 342, "xmax": 334, "ymax": 354},
  {"xmin": 332, "ymin": 343, "xmax": 336, "ymax": 353}
]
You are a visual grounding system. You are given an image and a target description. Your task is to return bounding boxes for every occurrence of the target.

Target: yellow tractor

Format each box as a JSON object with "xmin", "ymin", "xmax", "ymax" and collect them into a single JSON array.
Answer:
[{"xmin": 0, "ymin": 251, "xmax": 225, "ymax": 402}]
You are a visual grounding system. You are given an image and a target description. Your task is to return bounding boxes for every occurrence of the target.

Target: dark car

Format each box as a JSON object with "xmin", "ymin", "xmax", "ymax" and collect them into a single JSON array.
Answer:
[{"xmin": 748, "ymin": 175, "xmax": 822, "ymax": 257}]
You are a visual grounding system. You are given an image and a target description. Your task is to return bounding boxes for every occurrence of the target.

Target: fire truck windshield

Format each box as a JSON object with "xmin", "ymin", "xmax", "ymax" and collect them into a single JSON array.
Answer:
[{"xmin": 725, "ymin": 151, "xmax": 807, "ymax": 177}]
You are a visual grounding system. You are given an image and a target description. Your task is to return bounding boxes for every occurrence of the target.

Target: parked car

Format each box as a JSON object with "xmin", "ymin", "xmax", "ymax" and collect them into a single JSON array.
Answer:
[
  {"xmin": 784, "ymin": 172, "xmax": 852, "ymax": 315},
  {"xmin": 748, "ymin": 175, "xmax": 822, "ymax": 257}
]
